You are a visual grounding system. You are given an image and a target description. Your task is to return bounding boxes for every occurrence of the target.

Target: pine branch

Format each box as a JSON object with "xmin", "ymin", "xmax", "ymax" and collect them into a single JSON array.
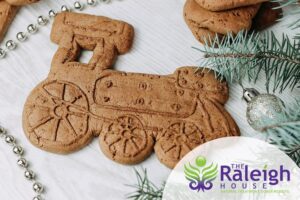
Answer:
[
  {"xmin": 271, "ymin": 0, "xmax": 299, "ymax": 8},
  {"xmin": 126, "ymin": 168, "xmax": 164, "ymax": 200},
  {"xmin": 267, "ymin": 99, "xmax": 300, "ymax": 167},
  {"xmin": 197, "ymin": 31, "xmax": 300, "ymax": 92},
  {"xmin": 271, "ymin": 0, "xmax": 300, "ymax": 38}
]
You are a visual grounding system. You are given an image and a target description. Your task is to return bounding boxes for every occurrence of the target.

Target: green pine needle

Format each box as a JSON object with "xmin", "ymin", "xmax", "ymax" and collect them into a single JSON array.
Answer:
[
  {"xmin": 267, "ymin": 99, "xmax": 300, "ymax": 167},
  {"xmin": 196, "ymin": 31, "xmax": 300, "ymax": 93},
  {"xmin": 271, "ymin": 0, "xmax": 300, "ymax": 39},
  {"xmin": 126, "ymin": 168, "xmax": 164, "ymax": 200}
]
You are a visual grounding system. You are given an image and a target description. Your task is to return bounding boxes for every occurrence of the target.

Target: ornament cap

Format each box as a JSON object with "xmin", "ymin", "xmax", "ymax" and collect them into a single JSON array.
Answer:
[{"xmin": 243, "ymin": 88, "xmax": 260, "ymax": 103}]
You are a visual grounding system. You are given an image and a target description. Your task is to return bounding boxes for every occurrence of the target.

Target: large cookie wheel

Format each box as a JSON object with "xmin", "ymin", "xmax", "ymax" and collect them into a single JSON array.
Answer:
[
  {"xmin": 23, "ymin": 80, "xmax": 93, "ymax": 153},
  {"xmin": 155, "ymin": 121, "xmax": 205, "ymax": 168},
  {"xmin": 99, "ymin": 115, "xmax": 154, "ymax": 164}
]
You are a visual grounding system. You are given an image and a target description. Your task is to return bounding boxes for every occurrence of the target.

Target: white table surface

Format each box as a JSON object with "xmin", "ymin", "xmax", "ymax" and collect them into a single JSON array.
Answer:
[{"xmin": 0, "ymin": 0, "xmax": 299, "ymax": 199}]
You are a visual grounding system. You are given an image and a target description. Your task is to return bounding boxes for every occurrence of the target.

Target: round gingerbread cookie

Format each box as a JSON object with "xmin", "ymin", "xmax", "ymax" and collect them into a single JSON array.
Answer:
[
  {"xmin": 184, "ymin": 0, "xmax": 260, "ymax": 36},
  {"xmin": 195, "ymin": 0, "xmax": 267, "ymax": 11}
]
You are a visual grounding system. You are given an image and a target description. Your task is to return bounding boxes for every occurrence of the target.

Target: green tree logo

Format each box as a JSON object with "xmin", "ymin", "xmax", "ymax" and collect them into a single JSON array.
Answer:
[{"xmin": 184, "ymin": 156, "xmax": 218, "ymax": 192}]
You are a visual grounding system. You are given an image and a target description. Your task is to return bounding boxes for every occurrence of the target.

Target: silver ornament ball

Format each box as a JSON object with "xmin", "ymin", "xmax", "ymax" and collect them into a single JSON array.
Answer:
[
  {"xmin": 13, "ymin": 145, "xmax": 24, "ymax": 155},
  {"xmin": 27, "ymin": 24, "xmax": 38, "ymax": 34},
  {"xmin": 99, "ymin": 0, "xmax": 110, "ymax": 3},
  {"xmin": 33, "ymin": 195, "xmax": 43, "ymax": 200},
  {"xmin": 0, "ymin": 126, "xmax": 6, "ymax": 137},
  {"xmin": 244, "ymin": 88, "xmax": 287, "ymax": 131},
  {"xmin": 74, "ymin": 1, "xmax": 83, "ymax": 10},
  {"xmin": 25, "ymin": 170, "xmax": 35, "ymax": 180},
  {"xmin": 49, "ymin": 9, "xmax": 57, "ymax": 18},
  {"xmin": 0, "ymin": 48, "xmax": 5, "ymax": 59},
  {"xmin": 37, "ymin": 16, "xmax": 48, "ymax": 26},
  {"xmin": 6, "ymin": 40, "xmax": 17, "ymax": 50},
  {"xmin": 16, "ymin": 32, "xmax": 27, "ymax": 42},
  {"xmin": 17, "ymin": 158, "xmax": 28, "ymax": 168},
  {"xmin": 87, "ymin": 0, "xmax": 97, "ymax": 6},
  {"xmin": 33, "ymin": 182, "xmax": 44, "ymax": 193},
  {"xmin": 61, "ymin": 5, "xmax": 69, "ymax": 12},
  {"xmin": 5, "ymin": 135, "xmax": 15, "ymax": 145}
]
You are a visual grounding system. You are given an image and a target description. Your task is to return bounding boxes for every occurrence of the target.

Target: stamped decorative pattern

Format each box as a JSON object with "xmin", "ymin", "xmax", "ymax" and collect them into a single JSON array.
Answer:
[
  {"xmin": 23, "ymin": 12, "xmax": 239, "ymax": 168},
  {"xmin": 24, "ymin": 81, "xmax": 89, "ymax": 144},
  {"xmin": 103, "ymin": 115, "xmax": 148, "ymax": 158},
  {"xmin": 161, "ymin": 122, "xmax": 204, "ymax": 158}
]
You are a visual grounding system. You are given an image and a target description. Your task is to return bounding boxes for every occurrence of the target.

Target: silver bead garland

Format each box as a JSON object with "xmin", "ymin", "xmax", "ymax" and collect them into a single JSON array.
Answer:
[
  {"xmin": 0, "ymin": 125, "xmax": 45, "ymax": 199},
  {"xmin": 0, "ymin": 0, "xmax": 114, "ymax": 60},
  {"xmin": 0, "ymin": 0, "xmax": 119, "ymax": 198}
]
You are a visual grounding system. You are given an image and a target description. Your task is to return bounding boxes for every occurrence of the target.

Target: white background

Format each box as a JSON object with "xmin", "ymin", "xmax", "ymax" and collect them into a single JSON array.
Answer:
[{"xmin": 0, "ymin": 0, "xmax": 299, "ymax": 199}]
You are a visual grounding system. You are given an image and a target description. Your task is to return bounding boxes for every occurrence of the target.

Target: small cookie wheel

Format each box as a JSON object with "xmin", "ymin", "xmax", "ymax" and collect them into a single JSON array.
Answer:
[
  {"xmin": 155, "ymin": 121, "xmax": 205, "ymax": 169},
  {"xmin": 99, "ymin": 115, "xmax": 154, "ymax": 164},
  {"xmin": 23, "ymin": 80, "xmax": 93, "ymax": 153}
]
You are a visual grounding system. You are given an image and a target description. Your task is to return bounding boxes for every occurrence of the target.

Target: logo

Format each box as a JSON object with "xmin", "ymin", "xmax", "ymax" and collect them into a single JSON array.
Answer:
[
  {"xmin": 163, "ymin": 137, "xmax": 300, "ymax": 200},
  {"xmin": 184, "ymin": 156, "xmax": 218, "ymax": 192},
  {"xmin": 184, "ymin": 155, "xmax": 291, "ymax": 193}
]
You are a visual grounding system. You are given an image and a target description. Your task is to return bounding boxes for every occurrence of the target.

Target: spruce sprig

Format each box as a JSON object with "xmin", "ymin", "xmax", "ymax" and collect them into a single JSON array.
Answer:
[
  {"xmin": 126, "ymin": 168, "xmax": 164, "ymax": 200},
  {"xmin": 196, "ymin": 31, "xmax": 300, "ymax": 92},
  {"xmin": 267, "ymin": 99, "xmax": 300, "ymax": 167},
  {"xmin": 272, "ymin": 0, "xmax": 300, "ymax": 39}
]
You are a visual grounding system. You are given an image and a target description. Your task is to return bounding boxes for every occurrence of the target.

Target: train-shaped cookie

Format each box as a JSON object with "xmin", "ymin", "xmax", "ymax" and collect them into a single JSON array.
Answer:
[{"xmin": 23, "ymin": 12, "xmax": 239, "ymax": 168}]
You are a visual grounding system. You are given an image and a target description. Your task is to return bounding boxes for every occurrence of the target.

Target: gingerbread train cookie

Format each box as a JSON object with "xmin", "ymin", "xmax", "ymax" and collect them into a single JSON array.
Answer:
[
  {"xmin": 0, "ymin": 0, "xmax": 39, "ymax": 41},
  {"xmin": 23, "ymin": 12, "xmax": 239, "ymax": 168}
]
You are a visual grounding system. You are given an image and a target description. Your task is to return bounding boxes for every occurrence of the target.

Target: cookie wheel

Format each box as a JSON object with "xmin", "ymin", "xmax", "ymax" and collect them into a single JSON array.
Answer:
[
  {"xmin": 155, "ymin": 121, "xmax": 205, "ymax": 169},
  {"xmin": 23, "ymin": 80, "xmax": 93, "ymax": 153},
  {"xmin": 99, "ymin": 115, "xmax": 154, "ymax": 164}
]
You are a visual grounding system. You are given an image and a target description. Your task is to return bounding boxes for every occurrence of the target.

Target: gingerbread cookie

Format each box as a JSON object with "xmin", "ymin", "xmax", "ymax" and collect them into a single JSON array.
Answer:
[
  {"xmin": 184, "ymin": 0, "xmax": 260, "ymax": 36},
  {"xmin": 0, "ymin": 1, "xmax": 18, "ymax": 41},
  {"xmin": 185, "ymin": 24, "xmax": 222, "ymax": 45},
  {"xmin": 23, "ymin": 12, "xmax": 239, "ymax": 168},
  {"xmin": 195, "ymin": 0, "xmax": 267, "ymax": 11},
  {"xmin": 184, "ymin": 1, "xmax": 282, "ymax": 45},
  {"xmin": 0, "ymin": 0, "xmax": 39, "ymax": 41}
]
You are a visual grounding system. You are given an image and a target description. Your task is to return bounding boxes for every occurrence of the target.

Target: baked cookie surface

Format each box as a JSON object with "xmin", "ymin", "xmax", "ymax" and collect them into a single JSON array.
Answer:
[
  {"xmin": 23, "ymin": 12, "xmax": 239, "ymax": 168},
  {"xmin": 0, "ymin": 1, "xmax": 18, "ymax": 41},
  {"xmin": 184, "ymin": 0, "xmax": 260, "ymax": 35},
  {"xmin": 0, "ymin": 0, "xmax": 39, "ymax": 41},
  {"xmin": 195, "ymin": 0, "xmax": 267, "ymax": 11}
]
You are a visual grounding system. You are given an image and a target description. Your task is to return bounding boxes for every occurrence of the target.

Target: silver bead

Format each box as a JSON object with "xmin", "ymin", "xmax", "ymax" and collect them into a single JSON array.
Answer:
[
  {"xmin": 17, "ymin": 158, "xmax": 28, "ymax": 168},
  {"xmin": 16, "ymin": 32, "xmax": 27, "ymax": 42},
  {"xmin": 27, "ymin": 24, "xmax": 38, "ymax": 34},
  {"xmin": 37, "ymin": 16, "xmax": 48, "ymax": 26},
  {"xmin": 74, "ymin": 1, "xmax": 83, "ymax": 10},
  {"xmin": 25, "ymin": 169, "xmax": 35, "ymax": 180},
  {"xmin": 0, "ymin": 48, "xmax": 5, "ymax": 59},
  {"xmin": 61, "ymin": 5, "xmax": 69, "ymax": 12},
  {"xmin": 6, "ymin": 40, "xmax": 17, "ymax": 50},
  {"xmin": 13, "ymin": 145, "xmax": 24, "ymax": 155},
  {"xmin": 99, "ymin": 0, "xmax": 110, "ymax": 3},
  {"xmin": 87, "ymin": 0, "xmax": 97, "ymax": 6},
  {"xmin": 49, "ymin": 9, "xmax": 57, "ymax": 18},
  {"xmin": 5, "ymin": 135, "xmax": 15, "ymax": 145},
  {"xmin": 33, "ymin": 195, "xmax": 42, "ymax": 200},
  {"xmin": 0, "ymin": 126, "xmax": 6, "ymax": 137},
  {"xmin": 33, "ymin": 182, "xmax": 44, "ymax": 193}
]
